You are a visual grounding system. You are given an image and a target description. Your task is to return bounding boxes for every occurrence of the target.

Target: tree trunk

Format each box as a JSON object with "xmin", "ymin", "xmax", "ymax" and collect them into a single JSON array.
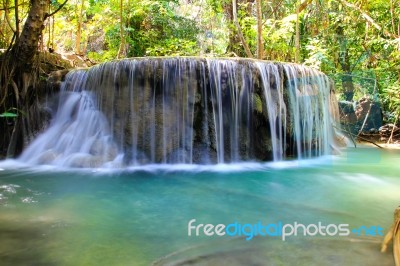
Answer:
[
  {"xmin": 117, "ymin": 0, "xmax": 126, "ymax": 58},
  {"xmin": 256, "ymin": 0, "xmax": 263, "ymax": 59},
  {"xmin": 76, "ymin": 0, "xmax": 84, "ymax": 55},
  {"xmin": 11, "ymin": 0, "xmax": 48, "ymax": 71},
  {"xmin": 223, "ymin": 1, "xmax": 238, "ymax": 55},
  {"xmin": 1, "ymin": 0, "xmax": 50, "ymax": 157},
  {"xmin": 336, "ymin": 25, "xmax": 355, "ymax": 102},
  {"xmin": 14, "ymin": 0, "xmax": 20, "ymax": 39},
  {"xmin": 232, "ymin": 0, "xmax": 253, "ymax": 58},
  {"xmin": 295, "ymin": 1, "xmax": 300, "ymax": 62}
]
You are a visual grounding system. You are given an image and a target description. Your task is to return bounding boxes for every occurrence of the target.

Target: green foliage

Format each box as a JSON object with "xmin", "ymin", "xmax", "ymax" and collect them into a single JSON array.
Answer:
[
  {"xmin": 293, "ymin": 0, "xmax": 400, "ymax": 124},
  {"xmin": 0, "ymin": 112, "xmax": 18, "ymax": 118},
  {"xmin": 382, "ymin": 81, "xmax": 400, "ymax": 123},
  {"xmin": 304, "ymin": 38, "xmax": 332, "ymax": 70},
  {"xmin": 88, "ymin": 50, "xmax": 118, "ymax": 62},
  {"xmin": 122, "ymin": 0, "xmax": 200, "ymax": 57},
  {"xmin": 145, "ymin": 39, "xmax": 200, "ymax": 56},
  {"xmin": 2, "ymin": 0, "xmax": 400, "ymax": 125},
  {"xmin": 0, "ymin": 107, "xmax": 25, "ymax": 118},
  {"xmin": 56, "ymin": 0, "xmax": 202, "ymax": 61},
  {"xmin": 252, "ymin": 93, "xmax": 263, "ymax": 114}
]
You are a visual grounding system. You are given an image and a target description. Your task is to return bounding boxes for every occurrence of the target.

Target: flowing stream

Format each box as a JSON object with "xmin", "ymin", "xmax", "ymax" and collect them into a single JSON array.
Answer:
[
  {"xmin": 0, "ymin": 147, "xmax": 399, "ymax": 265},
  {"xmin": 0, "ymin": 58, "xmax": 397, "ymax": 265}
]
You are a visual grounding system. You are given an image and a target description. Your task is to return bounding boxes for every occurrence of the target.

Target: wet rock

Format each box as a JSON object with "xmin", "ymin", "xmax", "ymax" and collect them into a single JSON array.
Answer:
[
  {"xmin": 66, "ymin": 154, "xmax": 104, "ymax": 168},
  {"xmin": 36, "ymin": 150, "xmax": 58, "ymax": 164},
  {"xmin": 379, "ymin": 124, "xmax": 400, "ymax": 142},
  {"xmin": 355, "ymin": 97, "xmax": 382, "ymax": 131},
  {"xmin": 47, "ymin": 69, "xmax": 70, "ymax": 85},
  {"xmin": 339, "ymin": 100, "xmax": 357, "ymax": 126},
  {"xmin": 89, "ymin": 139, "xmax": 118, "ymax": 160},
  {"xmin": 123, "ymin": 150, "xmax": 149, "ymax": 165}
]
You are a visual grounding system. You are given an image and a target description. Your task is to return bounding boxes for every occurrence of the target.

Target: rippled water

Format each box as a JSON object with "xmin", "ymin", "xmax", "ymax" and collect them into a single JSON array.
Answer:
[{"xmin": 0, "ymin": 147, "xmax": 399, "ymax": 265}]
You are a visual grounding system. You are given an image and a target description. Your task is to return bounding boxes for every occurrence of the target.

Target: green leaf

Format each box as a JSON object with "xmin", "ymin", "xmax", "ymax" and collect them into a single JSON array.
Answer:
[{"xmin": 0, "ymin": 112, "xmax": 18, "ymax": 118}]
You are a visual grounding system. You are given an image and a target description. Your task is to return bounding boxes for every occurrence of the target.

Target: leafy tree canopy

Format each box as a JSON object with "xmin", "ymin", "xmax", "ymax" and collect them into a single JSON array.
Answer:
[{"xmin": 1, "ymin": 0, "xmax": 399, "ymax": 122}]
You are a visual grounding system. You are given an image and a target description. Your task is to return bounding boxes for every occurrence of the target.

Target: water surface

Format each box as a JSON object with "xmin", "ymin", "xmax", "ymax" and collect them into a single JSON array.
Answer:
[{"xmin": 0, "ymin": 147, "xmax": 399, "ymax": 265}]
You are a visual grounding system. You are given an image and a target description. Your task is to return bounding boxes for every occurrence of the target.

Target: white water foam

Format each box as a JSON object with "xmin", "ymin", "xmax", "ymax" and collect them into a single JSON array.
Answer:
[{"xmin": 15, "ymin": 58, "xmax": 340, "ymax": 168}]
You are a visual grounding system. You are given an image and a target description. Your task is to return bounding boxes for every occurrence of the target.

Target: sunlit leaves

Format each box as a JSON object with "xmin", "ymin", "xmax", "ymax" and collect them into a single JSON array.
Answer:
[{"xmin": 0, "ymin": 112, "xmax": 18, "ymax": 118}]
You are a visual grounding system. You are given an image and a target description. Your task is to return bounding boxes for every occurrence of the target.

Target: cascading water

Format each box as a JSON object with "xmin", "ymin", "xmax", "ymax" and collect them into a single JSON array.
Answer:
[
  {"xmin": 19, "ymin": 58, "xmax": 340, "ymax": 167},
  {"xmin": 19, "ymin": 80, "xmax": 120, "ymax": 167}
]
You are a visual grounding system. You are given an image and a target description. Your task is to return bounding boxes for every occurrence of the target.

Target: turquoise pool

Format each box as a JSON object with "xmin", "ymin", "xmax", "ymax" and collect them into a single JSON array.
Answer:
[{"xmin": 0, "ymin": 147, "xmax": 399, "ymax": 265}]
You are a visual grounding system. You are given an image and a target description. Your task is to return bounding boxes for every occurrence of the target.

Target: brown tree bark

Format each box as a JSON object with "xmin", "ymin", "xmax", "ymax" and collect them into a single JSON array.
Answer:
[
  {"xmin": 10, "ymin": 0, "xmax": 49, "ymax": 71},
  {"xmin": 0, "ymin": 0, "xmax": 50, "ymax": 156},
  {"xmin": 256, "ymin": 0, "xmax": 263, "ymax": 59},
  {"xmin": 75, "ymin": 0, "xmax": 84, "ymax": 55}
]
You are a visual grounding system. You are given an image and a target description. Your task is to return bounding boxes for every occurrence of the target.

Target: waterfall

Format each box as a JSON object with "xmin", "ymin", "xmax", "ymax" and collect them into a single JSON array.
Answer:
[{"xmin": 19, "ymin": 58, "xmax": 339, "ymax": 167}]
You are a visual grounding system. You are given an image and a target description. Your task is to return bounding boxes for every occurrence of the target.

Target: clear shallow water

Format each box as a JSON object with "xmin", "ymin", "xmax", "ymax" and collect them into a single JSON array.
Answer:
[{"xmin": 0, "ymin": 147, "xmax": 399, "ymax": 266}]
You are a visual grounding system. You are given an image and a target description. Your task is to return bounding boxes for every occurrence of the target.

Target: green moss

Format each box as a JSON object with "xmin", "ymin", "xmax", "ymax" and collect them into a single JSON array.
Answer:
[{"xmin": 252, "ymin": 93, "xmax": 263, "ymax": 113}]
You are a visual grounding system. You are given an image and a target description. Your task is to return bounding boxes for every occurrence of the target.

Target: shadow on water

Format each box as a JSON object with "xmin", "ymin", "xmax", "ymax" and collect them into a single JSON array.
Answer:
[{"xmin": 0, "ymin": 219, "xmax": 58, "ymax": 266}]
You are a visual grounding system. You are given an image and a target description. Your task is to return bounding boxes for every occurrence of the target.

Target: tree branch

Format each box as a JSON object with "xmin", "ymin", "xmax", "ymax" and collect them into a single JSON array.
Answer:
[
  {"xmin": 298, "ymin": 0, "xmax": 312, "ymax": 13},
  {"xmin": 14, "ymin": 0, "xmax": 19, "ymax": 39},
  {"xmin": 256, "ymin": 0, "xmax": 263, "ymax": 59},
  {"xmin": 232, "ymin": 0, "xmax": 253, "ymax": 58},
  {"xmin": 266, "ymin": 0, "xmax": 284, "ymax": 20},
  {"xmin": 337, "ymin": 125, "xmax": 384, "ymax": 149},
  {"xmin": 3, "ymin": 0, "xmax": 16, "ymax": 33},
  {"xmin": 0, "ymin": 2, "xmax": 26, "ymax": 10},
  {"xmin": 338, "ymin": 0, "xmax": 396, "ymax": 39},
  {"xmin": 45, "ymin": 0, "xmax": 68, "ymax": 19}
]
